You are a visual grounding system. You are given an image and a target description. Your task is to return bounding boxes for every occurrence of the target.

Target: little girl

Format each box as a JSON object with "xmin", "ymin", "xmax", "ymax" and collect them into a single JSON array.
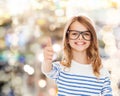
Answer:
[{"xmin": 42, "ymin": 15, "xmax": 113, "ymax": 96}]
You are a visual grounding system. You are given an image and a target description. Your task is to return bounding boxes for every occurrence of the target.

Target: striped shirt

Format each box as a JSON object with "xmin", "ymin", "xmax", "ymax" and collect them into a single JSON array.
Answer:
[{"xmin": 43, "ymin": 60, "xmax": 112, "ymax": 96}]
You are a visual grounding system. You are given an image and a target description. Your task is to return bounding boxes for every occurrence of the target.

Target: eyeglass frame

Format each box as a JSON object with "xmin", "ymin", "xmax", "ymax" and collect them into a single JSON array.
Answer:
[{"xmin": 66, "ymin": 30, "xmax": 93, "ymax": 41}]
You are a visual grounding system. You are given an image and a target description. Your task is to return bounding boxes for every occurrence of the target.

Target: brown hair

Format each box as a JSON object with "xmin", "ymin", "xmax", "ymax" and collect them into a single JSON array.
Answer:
[{"xmin": 61, "ymin": 15, "xmax": 102, "ymax": 77}]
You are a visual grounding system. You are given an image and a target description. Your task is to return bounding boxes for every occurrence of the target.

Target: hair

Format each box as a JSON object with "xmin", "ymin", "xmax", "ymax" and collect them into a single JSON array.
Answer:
[{"xmin": 61, "ymin": 15, "xmax": 102, "ymax": 77}]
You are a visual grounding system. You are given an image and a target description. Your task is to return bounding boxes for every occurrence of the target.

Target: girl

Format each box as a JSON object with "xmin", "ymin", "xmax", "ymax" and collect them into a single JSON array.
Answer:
[{"xmin": 42, "ymin": 15, "xmax": 113, "ymax": 96}]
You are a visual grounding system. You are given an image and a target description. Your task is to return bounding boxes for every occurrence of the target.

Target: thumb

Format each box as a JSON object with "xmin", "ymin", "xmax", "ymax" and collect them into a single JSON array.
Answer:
[{"xmin": 47, "ymin": 37, "xmax": 52, "ymax": 47}]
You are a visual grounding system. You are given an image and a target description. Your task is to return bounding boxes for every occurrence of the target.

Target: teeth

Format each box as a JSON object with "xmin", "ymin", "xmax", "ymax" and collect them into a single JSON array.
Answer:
[
  {"xmin": 77, "ymin": 43, "xmax": 84, "ymax": 44},
  {"xmin": 76, "ymin": 42, "xmax": 84, "ymax": 45}
]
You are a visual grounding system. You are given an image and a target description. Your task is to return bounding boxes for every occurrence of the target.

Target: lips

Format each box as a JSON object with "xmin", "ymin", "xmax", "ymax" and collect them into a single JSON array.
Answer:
[{"xmin": 74, "ymin": 42, "xmax": 86, "ymax": 45}]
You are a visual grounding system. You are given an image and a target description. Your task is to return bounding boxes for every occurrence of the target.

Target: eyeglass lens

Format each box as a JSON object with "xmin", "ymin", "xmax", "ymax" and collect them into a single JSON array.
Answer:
[{"xmin": 68, "ymin": 30, "xmax": 92, "ymax": 41}]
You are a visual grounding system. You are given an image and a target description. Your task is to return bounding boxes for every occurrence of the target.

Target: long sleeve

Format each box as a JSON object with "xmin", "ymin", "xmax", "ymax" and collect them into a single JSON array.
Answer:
[
  {"xmin": 101, "ymin": 69, "xmax": 113, "ymax": 96},
  {"xmin": 42, "ymin": 62, "xmax": 61, "ymax": 80}
]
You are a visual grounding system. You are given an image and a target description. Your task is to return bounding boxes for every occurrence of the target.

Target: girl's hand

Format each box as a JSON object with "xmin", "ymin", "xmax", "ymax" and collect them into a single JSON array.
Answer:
[{"xmin": 44, "ymin": 37, "xmax": 54, "ymax": 65}]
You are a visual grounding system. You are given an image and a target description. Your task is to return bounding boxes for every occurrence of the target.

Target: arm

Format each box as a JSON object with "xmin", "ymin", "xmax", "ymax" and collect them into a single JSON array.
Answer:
[
  {"xmin": 42, "ymin": 37, "xmax": 54, "ymax": 73},
  {"xmin": 41, "ymin": 38, "xmax": 61, "ymax": 80},
  {"xmin": 101, "ymin": 70, "xmax": 113, "ymax": 96}
]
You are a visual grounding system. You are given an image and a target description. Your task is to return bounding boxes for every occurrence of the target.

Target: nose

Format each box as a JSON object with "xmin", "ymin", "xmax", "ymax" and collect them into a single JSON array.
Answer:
[{"xmin": 78, "ymin": 34, "xmax": 83, "ymax": 40}]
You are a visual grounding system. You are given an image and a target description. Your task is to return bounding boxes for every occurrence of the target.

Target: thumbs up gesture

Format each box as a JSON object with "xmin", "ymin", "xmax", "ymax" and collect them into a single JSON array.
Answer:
[{"xmin": 43, "ymin": 37, "xmax": 54, "ymax": 66}]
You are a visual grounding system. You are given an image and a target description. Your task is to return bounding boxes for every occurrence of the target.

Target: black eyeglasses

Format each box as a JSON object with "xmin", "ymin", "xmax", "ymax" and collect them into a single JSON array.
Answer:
[{"xmin": 67, "ymin": 30, "xmax": 92, "ymax": 41}]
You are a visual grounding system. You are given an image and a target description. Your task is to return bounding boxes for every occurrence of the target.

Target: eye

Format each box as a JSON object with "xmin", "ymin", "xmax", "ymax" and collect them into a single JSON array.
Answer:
[
  {"xmin": 83, "ymin": 32, "xmax": 91, "ymax": 36},
  {"xmin": 69, "ymin": 31, "xmax": 79, "ymax": 36},
  {"xmin": 71, "ymin": 32, "xmax": 78, "ymax": 35}
]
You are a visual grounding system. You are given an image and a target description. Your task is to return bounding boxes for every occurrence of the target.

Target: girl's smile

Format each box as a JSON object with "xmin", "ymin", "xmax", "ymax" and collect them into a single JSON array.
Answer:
[{"xmin": 74, "ymin": 41, "xmax": 87, "ymax": 46}]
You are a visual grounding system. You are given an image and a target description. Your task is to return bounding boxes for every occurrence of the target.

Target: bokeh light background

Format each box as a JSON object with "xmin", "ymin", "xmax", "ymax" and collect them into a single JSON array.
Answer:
[{"xmin": 0, "ymin": 0, "xmax": 120, "ymax": 96}]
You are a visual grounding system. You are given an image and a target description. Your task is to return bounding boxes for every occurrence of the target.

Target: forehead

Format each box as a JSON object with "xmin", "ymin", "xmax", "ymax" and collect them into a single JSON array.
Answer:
[{"xmin": 69, "ymin": 21, "xmax": 87, "ymax": 31}]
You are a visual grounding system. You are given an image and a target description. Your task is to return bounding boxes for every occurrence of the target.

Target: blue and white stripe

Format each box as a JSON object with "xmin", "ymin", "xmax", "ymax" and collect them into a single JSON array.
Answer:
[{"xmin": 44, "ymin": 61, "xmax": 113, "ymax": 96}]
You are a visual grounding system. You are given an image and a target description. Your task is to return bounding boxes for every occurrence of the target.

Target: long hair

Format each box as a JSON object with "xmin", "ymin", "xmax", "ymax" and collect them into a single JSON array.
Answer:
[{"xmin": 61, "ymin": 15, "xmax": 102, "ymax": 77}]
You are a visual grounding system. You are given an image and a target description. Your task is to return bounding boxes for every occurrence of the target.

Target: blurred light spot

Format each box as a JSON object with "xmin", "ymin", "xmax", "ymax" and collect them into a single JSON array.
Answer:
[
  {"xmin": 53, "ymin": 43, "xmax": 61, "ymax": 52},
  {"xmin": 48, "ymin": 88, "xmax": 56, "ymax": 96},
  {"xmin": 37, "ymin": 53, "xmax": 44, "ymax": 62},
  {"xmin": 38, "ymin": 79, "xmax": 47, "ymax": 88},
  {"xmin": 7, "ymin": 0, "xmax": 30, "ymax": 15},
  {"xmin": 23, "ymin": 64, "xmax": 34, "ymax": 75},
  {"xmin": 9, "ymin": 58, "xmax": 16, "ymax": 66},
  {"xmin": 55, "ymin": 9, "xmax": 64, "ymax": 16},
  {"xmin": 30, "ymin": 43, "xmax": 40, "ymax": 53}
]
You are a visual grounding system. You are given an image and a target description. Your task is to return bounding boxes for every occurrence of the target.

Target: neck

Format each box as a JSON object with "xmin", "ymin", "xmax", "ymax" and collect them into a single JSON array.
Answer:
[{"xmin": 72, "ymin": 50, "xmax": 90, "ymax": 64}]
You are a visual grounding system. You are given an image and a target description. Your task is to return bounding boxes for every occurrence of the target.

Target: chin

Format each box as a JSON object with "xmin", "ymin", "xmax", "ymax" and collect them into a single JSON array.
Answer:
[{"xmin": 73, "ymin": 47, "xmax": 87, "ymax": 52}]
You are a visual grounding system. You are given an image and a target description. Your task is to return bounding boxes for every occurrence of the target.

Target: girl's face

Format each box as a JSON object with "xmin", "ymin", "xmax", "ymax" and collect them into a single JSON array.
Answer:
[{"xmin": 68, "ymin": 21, "xmax": 91, "ymax": 52}]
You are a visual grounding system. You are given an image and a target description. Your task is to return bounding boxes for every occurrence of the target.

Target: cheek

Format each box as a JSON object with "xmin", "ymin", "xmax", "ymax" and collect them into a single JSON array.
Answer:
[
  {"xmin": 86, "ymin": 41, "xmax": 91, "ymax": 47},
  {"xmin": 87, "ymin": 42, "xmax": 91, "ymax": 49},
  {"xmin": 68, "ymin": 40, "xmax": 74, "ymax": 46},
  {"xmin": 88, "ymin": 41, "xmax": 91, "ymax": 45}
]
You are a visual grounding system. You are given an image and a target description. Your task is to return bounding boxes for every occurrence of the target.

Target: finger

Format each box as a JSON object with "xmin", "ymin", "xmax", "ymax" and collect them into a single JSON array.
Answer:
[
  {"xmin": 46, "ymin": 37, "xmax": 52, "ymax": 47},
  {"xmin": 45, "ymin": 52, "xmax": 54, "ymax": 57},
  {"xmin": 46, "ymin": 56, "xmax": 53, "ymax": 60},
  {"xmin": 44, "ymin": 56, "xmax": 53, "ymax": 61},
  {"xmin": 45, "ymin": 48, "xmax": 53, "ymax": 53},
  {"xmin": 44, "ymin": 50, "xmax": 53, "ymax": 57}
]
